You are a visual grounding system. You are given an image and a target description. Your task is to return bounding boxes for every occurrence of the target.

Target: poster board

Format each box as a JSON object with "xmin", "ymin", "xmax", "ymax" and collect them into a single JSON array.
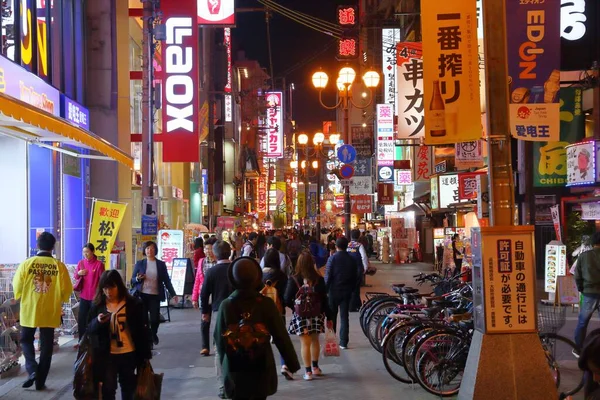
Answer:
[
  {"xmin": 557, "ymin": 275, "xmax": 579, "ymax": 305},
  {"xmin": 171, "ymin": 258, "xmax": 194, "ymax": 296}
]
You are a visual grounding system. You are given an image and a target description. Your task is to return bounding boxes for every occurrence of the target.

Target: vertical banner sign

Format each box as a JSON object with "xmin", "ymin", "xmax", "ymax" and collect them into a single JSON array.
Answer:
[
  {"xmin": 261, "ymin": 92, "xmax": 284, "ymax": 158},
  {"xmin": 88, "ymin": 200, "xmax": 128, "ymax": 268},
  {"xmin": 350, "ymin": 125, "xmax": 373, "ymax": 158},
  {"xmin": 396, "ymin": 42, "xmax": 424, "ymax": 139},
  {"xmin": 481, "ymin": 226, "xmax": 537, "ymax": 334},
  {"xmin": 382, "ymin": 29, "xmax": 402, "ymax": 114},
  {"xmin": 377, "ymin": 183, "xmax": 394, "ymax": 205},
  {"xmin": 455, "ymin": 141, "xmax": 484, "ymax": 169},
  {"xmin": 376, "ymin": 104, "xmax": 395, "ymax": 162},
  {"xmin": 413, "ymin": 145, "xmax": 434, "ymax": 182},
  {"xmin": 476, "ymin": 173, "xmax": 489, "ymax": 219},
  {"xmin": 257, "ymin": 176, "xmax": 267, "ymax": 217},
  {"xmin": 506, "ymin": 0, "xmax": 561, "ymax": 142},
  {"xmin": 275, "ymin": 181, "xmax": 286, "ymax": 217},
  {"xmin": 476, "ymin": 0, "xmax": 486, "ymax": 113},
  {"xmin": 422, "ymin": 0, "xmax": 482, "ymax": 145},
  {"xmin": 430, "ymin": 176, "xmax": 439, "ymax": 209},
  {"xmin": 297, "ymin": 190, "xmax": 306, "ymax": 219},
  {"xmin": 533, "ymin": 88, "xmax": 585, "ymax": 187},
  {"xmin": 550, "ymin": 205, "xmax": 562, "ymax": 241},
  {"xmin": 197, "ymin": 0, "xmax": 236, "ymax": 25},
  {"xmin": 224, "ymin": 27, "xmax": 233, "ymax": 122},
  {"xmin": 157, "ymin": 230, "xmax": 184, "ymax": 274},
  {"xmin": 162, "ymin": 0, "xmax": 199, "ymax": 162},
  {"xmin": 458, "ymin": 172, "xmax": 484, "ymax": 200},
  {"xmin": 308, "ymin": 183, "xmax": 318, "ymax": 218}
]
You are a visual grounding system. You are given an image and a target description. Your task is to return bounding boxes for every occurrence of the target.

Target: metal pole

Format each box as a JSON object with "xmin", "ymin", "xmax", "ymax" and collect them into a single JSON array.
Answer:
[
  {"xmin": 141, "ymin": 0, "xmax": 153, "ymax": 198},
  {"xmin": 304, "ymin": 147, "xmax": 309, "ymax": 234},
  {"xmin": 316, "ymin": 146, "xmax": 321, "ymax": 237},
  {"xmin": 343, "ymin": 97, "xmax": 351, "ymax": 239}
]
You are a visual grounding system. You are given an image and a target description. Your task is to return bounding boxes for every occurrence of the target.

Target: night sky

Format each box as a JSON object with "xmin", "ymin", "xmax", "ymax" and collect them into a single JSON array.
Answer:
[{"xmin": 232, "ymin": 0, "xmax": 352, "ymax": 133}]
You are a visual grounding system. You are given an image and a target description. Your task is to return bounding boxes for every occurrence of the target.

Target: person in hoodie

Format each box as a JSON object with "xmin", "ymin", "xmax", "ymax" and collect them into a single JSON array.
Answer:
[{"xmin": 74, "ymin": 243, "xmax": 105, "ymax": 343}]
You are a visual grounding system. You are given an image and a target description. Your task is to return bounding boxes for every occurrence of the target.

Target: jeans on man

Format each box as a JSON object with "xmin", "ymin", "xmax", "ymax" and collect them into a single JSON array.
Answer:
[
  {"xmin": 575, "ymin": 294, "xmax": 600, "ymax": 349},
  {"xmin": 101, "ymin": 352, "xmax": 137, "ymax": 400},
  {"xmin": 329, "ymin": 292, "xmax": 352, "ymax": 347},
  {"xmin": 20, "ymin": 327, "xmax": 54, "ymax": 388}
]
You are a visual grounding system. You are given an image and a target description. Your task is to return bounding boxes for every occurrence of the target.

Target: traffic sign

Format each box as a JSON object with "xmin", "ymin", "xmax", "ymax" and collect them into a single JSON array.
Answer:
[
  {"xmin": 341, "ymin": 179, "xmax": 352, "ymax": 186},
  {"xmin": 337, "ymin": 144, "xmax": 357, "ymax": 163},
  {"xmin": 340, "ymin": 164, "xmax": 355, "ymax": 179}
]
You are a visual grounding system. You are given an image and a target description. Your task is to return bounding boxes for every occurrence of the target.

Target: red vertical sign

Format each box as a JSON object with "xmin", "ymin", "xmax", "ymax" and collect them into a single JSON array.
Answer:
[
  {"xmin": 378, "ymin": 183, "xmax": 394, "ymax": 205},
  {"xmin": 162, "ymin": 0, "xmax": 199, "ymax": 162}
]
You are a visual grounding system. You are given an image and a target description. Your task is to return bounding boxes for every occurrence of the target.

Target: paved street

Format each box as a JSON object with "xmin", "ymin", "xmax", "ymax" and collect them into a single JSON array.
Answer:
[{"xmin": 0, "ymin": 261, "xmax": 596, "ymax": 399}]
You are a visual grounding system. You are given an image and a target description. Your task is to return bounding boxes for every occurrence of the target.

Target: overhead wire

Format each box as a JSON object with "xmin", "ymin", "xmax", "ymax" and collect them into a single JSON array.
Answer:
[
  {"xmin": 277, "ymin": 39, "xmax": 337, "ymax": 78},
  {"xmin": 265, "ymin": 9, "xmax": 276, "ymax": 90},
  {"xmin": 260, "ymin": 0, "xmax": 343, "ymax": 32}
]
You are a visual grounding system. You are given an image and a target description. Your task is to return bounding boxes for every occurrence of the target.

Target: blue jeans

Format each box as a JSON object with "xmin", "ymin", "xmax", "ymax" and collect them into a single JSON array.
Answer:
[
  {"xmin": 330, "ymin": 292, "xmax": 352, "ymax": 347},
  {"xmin": 574, "ymin": 294, "xmax": 600, "ymax": 349}
]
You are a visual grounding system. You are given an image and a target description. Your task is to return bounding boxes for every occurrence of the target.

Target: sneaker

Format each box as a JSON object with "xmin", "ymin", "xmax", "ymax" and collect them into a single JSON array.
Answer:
[
  {"xmin": 200, "ymin": 348, "xmax": 210, "ymax": 357},
  {"xmin": 339, "ymin": 345, "xmax": 347, "ymax": 350},
  {"xmin": 303, "ymin": 372, "xmax": 313, "ymax": 381},
  {"xmin": 153, "ymin": 336, "xmax": 159, "ymax": 346},
  {"xmin": 312, "ymin": 367, "xmax": 323, "ymax": 376},
  {"xmin": 572, "ymin": 349, "xmax": 580, "ymax": 359},
  {"xmin": 281, "ymin": 366, "xmax": 294, "ymax": 380}
]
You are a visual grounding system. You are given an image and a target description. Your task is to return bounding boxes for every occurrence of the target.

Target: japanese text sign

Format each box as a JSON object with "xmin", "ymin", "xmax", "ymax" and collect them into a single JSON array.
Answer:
[
  {"xmin": 413, "ymin": 145, "xmax": 434, "ymax": 182},
  {"xmin": 382, "ymin": 29, "xmax": 402, "ymax": 114},
  {"xmin": 260, "ymin": 92, "xmax": 284, "ymax": 158},
  {"xmin": 581, "ymin": 202, "xmax": 600, "ymax": 221},
  {"xmin": 351, "ymin": 125, "xmax": 373, "ymax": 158},
  {"xmin": 561, "ymin": 0, "xmax": 598, "ymax": 71},
  {"xmin": 197, "ymin": 0, "xmax": 235, "ymax": 25},
  {"xmin": 257, "ymin": 176, "xmax": 267, "ymax": 217},
  {"xmin": 439, "ymin": 174, "xmax": 460, "ymax": 208},
  {"xmin": 396, "ymin": 42, "xmax": 424, "ymax": 138},
  {"xmin": 354, "ymin": 157, "xmax": 372, "ymax": 177},
  {"xmin": 455, "ymin": 141, "xmax": 484, "ymax": 169},
  {"xmin": 458, "ymin": 172, "xmax": 483, "ymax": 200},
  {"xmin": 337, "ymin": 6, "xmax": 357, "ymax": 26},
  {"xmin": 349, "ymin": 176, "xmax": 373, "ymax": 195},
  {"xmin": 430, "ymin": 176, "xmax": 439, "ymax": 210},
  {"xmin": 297, "ymin": 190, "xmax": 306, "ymax": 219},
  {"xmin": 395, "ymin": 170, "xmax": 412, "ymax": 189},
  {"xmin": 481, "ymin": 226, "xmax": 537, "ymax": 334},
  {"xmin": 88, "ymin": 199, "xmax": 127, "ymax": 268},
  {"xmin": 566, "ymin": 140, "xmax": 597, "ymax": 186},
  {"xmin": 422, "ymin": 0, "xmax": 482, "ymax": 145},
  {"xmin": 351, "ymin": 195, "xmax": 372, "ymax": 214},
  {"xmin": 376, "ymin": 104, "xmax": 395, "ymax": 162},
  {"xmin": 377, "ymin": 183, "xmax": 394, "ymax": 205},
  {"xmin": 61, "ymin": 95, "xmax": 90, "ymax": 131},
  {"xmin": 507, "ymin": 0, "xmax": 561, "ymax": 142},
  {"xmin": 162, "ymin": 0, "xmax": 200, "ymax": 162},
  {"xmin": 337, "ymin": 37, "xmax": 358, "ymax": 60},
  {"xmin": 158, "ymin": 230, "xmax": 184, "ymax": 273}
]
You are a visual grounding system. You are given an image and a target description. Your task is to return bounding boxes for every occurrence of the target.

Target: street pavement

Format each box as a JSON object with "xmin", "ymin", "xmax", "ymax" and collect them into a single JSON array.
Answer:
[{"xmin": 0, "ymin": 261, "xmax": 596, "ymax": 399}]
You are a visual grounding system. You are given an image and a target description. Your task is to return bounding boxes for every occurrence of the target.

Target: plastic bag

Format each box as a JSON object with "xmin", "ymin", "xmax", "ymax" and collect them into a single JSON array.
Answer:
[
  {"xmin": 134, "ymin": 360, "xmax": 163, "ymax": 400},
  {"xmin": 322, "ymin": 329, "xmax": 340, "ymax": 357},
  {"xmin": 73, "ymin": 334, "xmax": 99, "ymax": 399}
]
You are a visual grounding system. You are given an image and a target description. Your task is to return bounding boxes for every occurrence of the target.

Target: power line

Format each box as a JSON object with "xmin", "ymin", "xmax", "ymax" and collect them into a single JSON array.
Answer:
[
  {"xmin": 260, "ymin": 0, "xmax": 343, "ymax": 32},
  {"xmin": 277, "ymin": 39, "xmax": 336, "ymax": 78}
]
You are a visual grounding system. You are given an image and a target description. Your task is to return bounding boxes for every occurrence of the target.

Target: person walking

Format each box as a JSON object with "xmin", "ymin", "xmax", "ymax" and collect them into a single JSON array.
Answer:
[
  {"xmin": 214, "ymin": 257, "xmax": 300, "ymax": 400},
  {"xmin": 192, "ymin": 237, "xmax": 217, "ymax": 356},
  {"xmin": 74, "ymin": 243, "xmax": 104, "ymax": 343},
  {"xmin": 13, "ymin": 232, "xmax": 73, "ymax": 390},
  {"xmin": 261, "ymin": 248, "xmax": 291, "ymax": 379},
  {"xmin": 192, "ymin": 237, "xmax": 206, "ymax": 273},
  {"xmin": 574, "ymin": 232, "xmax": 600, "ymax": 353},
  {"xmin": 260, "ymin": 236, "xmax": 292, "ymax": 276},
  {"xmin": 284, "ymin": 251, "xmax": 332, "ymax": 381},
  {"xmin": 87, "ymin": 270, "xmax": 152, "ymax": 400},
  {"xmin": 348, "ymin": 229, "xmax": 368, "ymax": 312},
  {"xmin": 286, "ymin": 233, "xmax": 302, "ymax": 267},
  {"xmin": 325, "ymin": 237, "xmax": 360, "ymax": 349},
  {"xmin": 242, "ymin": 232, "xmax": 259, "ymax": 259},
  {"xmin": 131, "ymin": 241, "xmax": 178, "ymax": 347}
]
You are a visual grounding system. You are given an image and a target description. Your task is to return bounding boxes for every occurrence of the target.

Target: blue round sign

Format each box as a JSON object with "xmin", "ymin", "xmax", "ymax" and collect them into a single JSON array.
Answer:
[
  {"xmin": 337, "ymin": 144, "xmax": 357, "ymax": 164},
  {"xmin": 340, "ymin": 164, "xmax": 355, "ymax": 179}
]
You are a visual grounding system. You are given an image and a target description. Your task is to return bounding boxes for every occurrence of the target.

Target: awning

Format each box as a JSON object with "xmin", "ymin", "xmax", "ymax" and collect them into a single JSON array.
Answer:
[{"xmin": 0, "ymin": 92, "xmax": 133, "ymax": 168}]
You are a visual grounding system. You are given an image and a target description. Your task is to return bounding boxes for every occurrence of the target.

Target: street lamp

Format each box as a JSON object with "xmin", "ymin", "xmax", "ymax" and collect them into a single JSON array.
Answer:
[{"xmin": 311, "ymin": 67, "xmax": 380, "ymax": 239}]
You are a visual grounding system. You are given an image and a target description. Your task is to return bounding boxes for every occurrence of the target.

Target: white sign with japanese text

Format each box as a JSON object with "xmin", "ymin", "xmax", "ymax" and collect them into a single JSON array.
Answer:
[
  {"xmin": 382, "ymin": 28, "xmax": 402, "ymax": 114},
  {"xmin": 581, "ymin": 202, "xmax": 600, "ymax": 220},
  {"xmin": 260, "ymin": 92, "xmax": 284, "ymax": 159},
  {"xmin": 439, "ymin": 174, "xmax": 459, "ymax": 208},
  {"xmin": 456, "ymin": 141, "xmax": 484, "ymax": 169},
  {"xmin": 396, "ymin": 42, "xmax": 424, "ymax": 138},
  {"xmin": 349, "ymin": 176, "xmax": 373, "ymax": 195},
  {"xmin": 376, "ymin": 104, "xmax": 395, "ymax": 162},
  {"xmin": 158, "ymin": 230, "xmax": 185, "ymax": 274}
]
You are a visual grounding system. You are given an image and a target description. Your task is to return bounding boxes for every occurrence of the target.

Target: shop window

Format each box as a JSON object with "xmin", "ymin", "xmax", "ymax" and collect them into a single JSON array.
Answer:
[
  {"xmin": 129, "ymin": 17, "xmax": 142, "ymax": 71},
  {"xmin": 28, "ymin": 145, "xmax": 56, "ymax": 255},
  {"xmin": 62, "ymin": 147, "xmax": 89, "ymax": 264},
  {"xmin": 130, "ymin": 79, "xmax": 142, "ymax": 133}
]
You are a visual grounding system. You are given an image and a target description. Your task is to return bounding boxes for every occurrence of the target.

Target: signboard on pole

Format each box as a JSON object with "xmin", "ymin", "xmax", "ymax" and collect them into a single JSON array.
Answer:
[
  {"xmin": 396, "ymin": 42, "xmax": 424, "ymax": 139},
  {"xmin": 260, "ymin": 92, "xmax": 284, "ymax": 158},
  {"xmin": 158, "ymin": 230, "xmax": 184, "ymax": 274},
  {"xmin": 581, "ymin": 202, "xmax": 600, "ymax": 220},
  {"xmin": 88, "ymin": 200, "xmax": 128, "ymax": 267},
  {"xmin": 142, "ymin": 197, "xmax": 159, "ymax": 235},
  {"xmin": 382, "ymin": 28, "xmax": 402, "ymax": 114},
  {"xmin": 197, "ymin": 0, "xmax": 235, "ymax": 25},
  {"xmin": 377, "ymin": 183, "xmax": 394, "ymax": 205},
  {"xmin": 456, "ymin": 141, "xmax": 484, "ymax": 170},
  {"xmin": 413, "ymin": 145, "xmax": 433, "ymax": 182},
  {"xmin": 376, "ymin": 104, "xmax": 395, "ymax": 162}
]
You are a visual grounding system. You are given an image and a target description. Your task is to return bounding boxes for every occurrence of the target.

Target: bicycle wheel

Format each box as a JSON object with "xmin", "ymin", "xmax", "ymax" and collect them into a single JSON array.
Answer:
[
  {"xmin": 366, "ymin": 300, "xmax": 403, "ymax": 351},
  {"xmin": 539, "ymin": 332, "xmax": 584, "ymax": 397},
  {"xmin": 361, "ymin": 297, "xmax": 400, "ymax": 336},
  {"xmin": 413, "ymin": 330, "xmax": 468, "ymax": 397},
  {"xmin": 360, "ymin": 295, "xmax": 391, "ymax": 332},
  {"xmin": 402, "ymin": 324, "xmax": 435, "ymax": 381},
  {"xmin": 381, "ymin": 322, "xmax": 416, "ymax": 384}
]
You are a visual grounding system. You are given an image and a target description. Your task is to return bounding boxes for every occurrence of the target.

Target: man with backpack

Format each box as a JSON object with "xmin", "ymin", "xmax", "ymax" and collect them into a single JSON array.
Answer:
[
  {"xmin": 348, "ymin": 229, "xmax": 369, "ymax": 312},
  {"xmin": 325, "ymin": 237, "xmax": 360, "ymax": 349},
  {"xmin": 260, "ymin": 236, "xmax": 292, "ymax": 276},
  {"xmin": 242, "ymin": 232, "xmax": 259, "ymax": 260}
]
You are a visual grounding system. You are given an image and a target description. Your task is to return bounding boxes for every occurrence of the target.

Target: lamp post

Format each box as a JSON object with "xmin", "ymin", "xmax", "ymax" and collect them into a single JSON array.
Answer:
[{"xmin": 312, "ymin": 68, "xmax": 380, "ymax": 239}]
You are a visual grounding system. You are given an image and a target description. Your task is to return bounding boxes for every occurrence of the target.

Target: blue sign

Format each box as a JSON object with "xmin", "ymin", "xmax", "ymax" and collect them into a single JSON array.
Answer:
[
  {"xmin": 354, "ymin": 157, "xmax": 372, "ymax": 177},
  {"xmin": 61, "ymin": 95, "xmax": 90, "ymax": 131},
  {"xmin": 340, "ymin": 164, "xmax": 355, "ymax": 179},
  {"xmin": 337, "ymin": 144, "xmax": 357, "ymax": 163},
  {"xmin": 141, "ymin": 215, "xmax": 158, "ymax": 235}
]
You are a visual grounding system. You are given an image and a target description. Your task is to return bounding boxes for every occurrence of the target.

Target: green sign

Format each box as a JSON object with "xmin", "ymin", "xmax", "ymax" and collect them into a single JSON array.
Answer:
[{"xmin": 533, "ymin": 88, "xmax": 585, "ymax": 187}]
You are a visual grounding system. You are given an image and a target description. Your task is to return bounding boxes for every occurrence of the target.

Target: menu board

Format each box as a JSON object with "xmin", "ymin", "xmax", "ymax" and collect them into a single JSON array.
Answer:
[
  {"xmin": 171, "ymin": 258, "xmax": 191, "ymax": 296},
  {"xmin": 544, "ymin": 242, "xmax": 567, "ymax": 293},
  {"xmin": 557, "ymin": 275, "xmax": 579, "ymax": 305}
]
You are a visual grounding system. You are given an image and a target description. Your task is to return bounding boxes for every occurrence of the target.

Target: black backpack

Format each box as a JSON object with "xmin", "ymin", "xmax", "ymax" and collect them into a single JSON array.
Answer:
[{"xmin": 223, "ymin": 296, "xmax": 270, "ymax": 372}]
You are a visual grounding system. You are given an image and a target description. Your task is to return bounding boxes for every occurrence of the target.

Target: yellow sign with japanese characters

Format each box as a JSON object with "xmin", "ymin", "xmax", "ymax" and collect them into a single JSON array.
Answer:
[
  {"xmin": 422, "ymin": 0, "xmax": 482, "ymax": 145},
  {"xmin": 481, "ymin": 226, "xmax": 537, "ymax": 334},
  {"xmin": 88, "ymin": 199, "xmax": 128, "ymax": 269}
]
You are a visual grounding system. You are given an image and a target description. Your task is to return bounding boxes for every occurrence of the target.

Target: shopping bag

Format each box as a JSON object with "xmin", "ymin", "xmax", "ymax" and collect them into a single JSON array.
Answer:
[
  {"xmin": 73, "ymin": 334, "xmax": 99, "ymax": 399},
  {"xmin": 134, "ymin": 360, "xmax": 163, "ymax": 400},
  {"xmin": 322, "ymin": 329, "xmax": 340, "ymax": 357}
]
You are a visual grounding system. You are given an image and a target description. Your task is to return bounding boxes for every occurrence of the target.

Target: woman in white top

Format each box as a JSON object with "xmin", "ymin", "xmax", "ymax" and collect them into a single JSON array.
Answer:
[{"xmin": 87, "ymin": 270, "xmax": 152, "ymax": 400}]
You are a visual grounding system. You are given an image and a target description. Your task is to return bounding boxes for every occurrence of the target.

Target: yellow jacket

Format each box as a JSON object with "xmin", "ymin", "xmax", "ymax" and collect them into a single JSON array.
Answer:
[{"xmin": 13, "ymin": 254, "xmax": 73, "ymax": 328}]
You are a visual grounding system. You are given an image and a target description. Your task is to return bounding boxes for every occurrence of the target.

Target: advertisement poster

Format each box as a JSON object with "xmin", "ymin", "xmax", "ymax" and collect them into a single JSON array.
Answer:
[
  {"xmin": 566, "ymin": 141, "xmax": 597, "ymax": 186},
  {"xmin": 439, "ymin": 174, "xmax": 459, "ymax": 208},
  {"xmin": 88, "ymin": 200, "xmax": 128, "ymax": 268},
  {"xmin": 455, "ymin": 141, "xmax": 484, "ymax": 169},
  {"xmin": 545, "ymin": 242, "xmax": 567, "ymax": 293},
  {"xmin": 533, "ymin": 88, "xmax": 585, "ymax": 187},
  {"xmin": 141, "ymin": 197, "xmax": 159, "ymax": 235},
  {"xmin": 396, "ymin": 42, "xmax": 424, "ymax": 139},
  {"xmin": 506, "ymin": 0, "xmax": 561, "ymax": 142},
  {"xmin": 376, "ymin": 104, "xmax": 395, "ymax": 162},
  {"xmin": 481, "ymin": 226, "xmax": 537, "ymax": 334},
  {"xmin": 413, "ymin": 145, "xmax": 433, "ymax": 182},
  {"xmin": 157, "ymin": 230, "xmax": 184, "ymax": 274},
  {"xmin": 170, "ymin": 258, "xmax": 189, "ymax": 296},
  {"xmin": 458, "ymin": 172, "xmax": 483, "ymax": 200},
  {"xmin": 421, "ymin": 0, "xmax": 482, "ymax": 145},
  {"xmin": 581, "ymin": 202, "xmax": 600, "ymax": 220},
  {"xmin": 382, "ymin": 28, "xmax": 402, "ymax": 113}
]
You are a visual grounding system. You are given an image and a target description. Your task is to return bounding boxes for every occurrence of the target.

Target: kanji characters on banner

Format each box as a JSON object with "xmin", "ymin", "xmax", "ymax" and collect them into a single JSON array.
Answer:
[
  {"xmin": 88, "ymin": 199, "xmax": 128, "ymax": 268},
  {"xmin": 413, "ymin": 145, "xmax": 434, "ymax": 182},
  {"xmin": 396, "ymin": 42, "xmax": 424, "ymax": 138}
]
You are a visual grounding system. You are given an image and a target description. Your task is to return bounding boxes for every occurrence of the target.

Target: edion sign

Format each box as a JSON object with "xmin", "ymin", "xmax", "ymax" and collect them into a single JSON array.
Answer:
[
  {"xmin": 162, "ymin": 0, "xmax": 199, "ymax": 162},
  {"xmin": 197, "ymin": 0, "xmax": 235, "ymax": 25}
]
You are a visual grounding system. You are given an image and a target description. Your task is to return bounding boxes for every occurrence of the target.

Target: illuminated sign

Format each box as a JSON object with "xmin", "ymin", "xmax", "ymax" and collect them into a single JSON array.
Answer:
[
  {"xmin": 224, "ymin": 94, "xmax": 233, "ymax": 122},
  {"xmin": 197, "ymin": 0, "xmax": 235, "ymax": 25},
  {"xmin": 162, "ymin": 0, "xmax": 200, "ymax": 162},
  {"xmin": 376, "ymin": 104, "xmax": 394, "ymax": 162},
  {"xmin": 260, "ymin": 92, "xmax": 283, "ymax": 159},
  {"xmin": 337, "ymin": 37, "xmax": 358, "ymax": 60},
  {"xmin": 224, "ymin": 27, "xmax": 232, "ymax": 93},
  {"xmin": 382, "ymin": 28, "xmax": 401, "ymax": 115},
  {"xmin": 337, "ymin": 6, "xmax": 357, "ymax": 26}
]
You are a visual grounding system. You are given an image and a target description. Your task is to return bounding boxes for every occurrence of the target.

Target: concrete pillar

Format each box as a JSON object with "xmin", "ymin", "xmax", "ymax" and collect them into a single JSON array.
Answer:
[{"xmin": 86, "ymin": 0, "xmax": 133, "ymax": 277}]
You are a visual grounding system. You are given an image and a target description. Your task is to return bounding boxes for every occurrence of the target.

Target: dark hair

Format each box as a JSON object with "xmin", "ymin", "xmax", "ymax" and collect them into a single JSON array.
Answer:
[
  {"xmin": 203, "ymin": 234, "xmax": 210, "ymax": 240},
  {"xmin": 267, "ymin": 236, "xmax": 282, "ymax": 250},
  {"xmin": 37, "ymin": 232, "xmax": 56, "ymax": 252},
  {"xmin": 453, "ymin": 234, "xmax": 459, "ymax": 240},
  {"xmin": 213, "ymin": 240, "xmax": 232, "ymax": 260},
  {"xmin": 83, "ymin": 243, "xmax": 95, "ymax": 253},
  {"xmin": 248, "ymin": 232, "xmax": 258, "ymax": 241},
  {"xmin": 263, "ymin": 248, "xmax": 281, "ymax": 270},
  {"xmin": 94, "ymin": 270, "xmax": 129, "ymax": 305},
  {"xmin": 194, "ymin": 237, "xmax": 204, "ymax": 250},
  {"xmin": 336, "ymin": 237, "xmax": 349, "ymax": 251},
  {"xmin": 294, "ymin": 250, "xmax": 320, "ymax": 284},
  {"xmin": 593, "ymin": 231, "xmax": 600, "ymax": 246},
  {"xmin": 351, "ymin": 229, "xmax": 361, "ymax": 240},
  {"xmin": 143, "ymin": 241, "xmax": 158, "ymax": 254},
  {"xmin": 204, "ymin": 237, "xmax": 217, "ymax": 246}
]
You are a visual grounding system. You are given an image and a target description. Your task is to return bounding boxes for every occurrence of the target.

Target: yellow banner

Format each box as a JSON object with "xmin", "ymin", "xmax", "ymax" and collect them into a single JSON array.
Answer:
[
  {"xmin": 422, "ymin": 0, "xmax": 481, "ymax": 145},
  {"xmin": 297, "ymin": 191, "xmax": 306, "ymax": 219},
  {"xmin": 88, "ymin": 200, "xmax": 128, "ymax": 268}
]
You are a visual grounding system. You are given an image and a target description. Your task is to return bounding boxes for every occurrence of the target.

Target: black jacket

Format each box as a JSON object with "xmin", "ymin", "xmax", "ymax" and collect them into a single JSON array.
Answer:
[
  {"xmin": 200, "ymin": 261, "xmax": 234, "ymax": 314},
  {"xmin": 262, "ymin": 267, "xmax": 288, "ymax": 315},
  {"xmin": 284, "ymin": 274, "xmax": 332, "ymax": 320},
  {"xmin": 324, "ymin": 251, "xmax": 360, "ymax": 296},
  {"xmin": 130, "ymin": 259, "xmax": 176, "ymax": 302},
  {"xmin": 86, "ymin": 296, "xmax": 152, "ymax": 366}
]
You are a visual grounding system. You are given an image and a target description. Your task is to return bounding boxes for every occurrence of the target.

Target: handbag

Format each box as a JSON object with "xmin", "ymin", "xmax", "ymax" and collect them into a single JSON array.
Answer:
[
  {"xmin": 134, "ymin": 360, "xmax": 163, "ymax": 400},
  {"xmin": 73, "ymin": 277, "xmax": 84, "ymax": 292},
  {"xmin": 322, "ymin": 328, "xmax": 340, "ymax": 357}
]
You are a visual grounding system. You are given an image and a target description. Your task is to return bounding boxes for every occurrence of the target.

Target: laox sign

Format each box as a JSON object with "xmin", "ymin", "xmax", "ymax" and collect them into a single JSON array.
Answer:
[{"xmin": 165, "ymin": 17, "xmax": 195, "ymax": 133}]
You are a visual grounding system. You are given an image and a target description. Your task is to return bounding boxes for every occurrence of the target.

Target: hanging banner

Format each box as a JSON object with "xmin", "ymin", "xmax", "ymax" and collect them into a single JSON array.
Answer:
[
  {"xmin": 157, "ymin": 230, "xmax": 184, "ymax": 274},
  {"xmin": 458, "ymin": 172, "xmax": 484, "ymax": 200},
  {"xmin": 308, "ymin": 183, "xmax": 318, "ymax": 218},
  {"xmin": 396, "ymin": 42, "xmax": 424, "ymax": 139},
  {"xmin": 260, "ymin": 92, "xmax": 284, "ymax": 158},
  {"xmin": 550, "ymin": 205, "xmax": 562, "ymax": 242},
  {"xmin": 376, "ymin": 104, "xmax": 395, "ymax": 162},
  {"xmin": 382, "ymin": 28, "xmax": 402, "ymax": 114},
  {"xmin": 162, "ymin": 0, "xmax": 200, "ymax": 162},
  {"xmin": 413, "ymin": 145, "xmax": 434, "ymax": 182},
  {"xmin": 297, "ymin": 190, "xmax": 306, "ymax": 219},
  {"xmin": 351, "ymin": 195, "xmax": 372, "ymax": 214},
  {"xmin": 566, "ymin": 140, "xmax": 597, "ymax": 187},
  {"xmin": 533, "ymin": 88, "xmax": 585, "ymax": 187},
  {"xmin": 422, "ymin": 0, "xmax": 482, "ymax": 145},
  {"xmin": 456, "ymin": 141, "xmax": 484, "ymax": 170},
  {"xmin": 506, "ymin": 0, "xmax": 561, "ymax": 142},
  {"xmin": 476, "ymin": 173, "xmax": 489, "ymax": 219},
  {"xmin": 377, "ymin": 183, "xmax": 394, "ymax": 205},
  {"xmin": 257, "ymin": 176, "xmax": 267, "ymax": 217},
  {"xmin": 88, "ymin": 200, "xmax": 128, "ymax": 267}
]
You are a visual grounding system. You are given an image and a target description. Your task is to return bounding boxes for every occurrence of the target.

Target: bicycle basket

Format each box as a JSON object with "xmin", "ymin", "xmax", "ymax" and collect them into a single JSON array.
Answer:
[{"xmin": 537, "ymin": 304, "xmax": 567, "ymax": 334}]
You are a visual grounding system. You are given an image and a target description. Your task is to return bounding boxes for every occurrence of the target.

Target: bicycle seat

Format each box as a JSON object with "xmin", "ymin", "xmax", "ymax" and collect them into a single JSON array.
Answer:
[
  {"xmin": 391, "ymin": 283, "xmax": 406, "ymax": 288},
  {"xmin": 423, "ymin": 307, "xmax": 441, "ymax": 318},
  {"xmin": 400, "ymin": 287, "xmax": 419, "ymax": 294},
  {"xmin": 402, "ymin": 293, "xmax": 423, "ymax": 301},
  {"xmin": 448, "ymin": 308, "xmax": 469, "ymax": 315},
  {"xmin": 459, "ymin": 320, "xmax": 474, "ymax": 330},
  {"xmin": 432, "ymin": 300, "xmax": 456, "ymax": 308}
]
